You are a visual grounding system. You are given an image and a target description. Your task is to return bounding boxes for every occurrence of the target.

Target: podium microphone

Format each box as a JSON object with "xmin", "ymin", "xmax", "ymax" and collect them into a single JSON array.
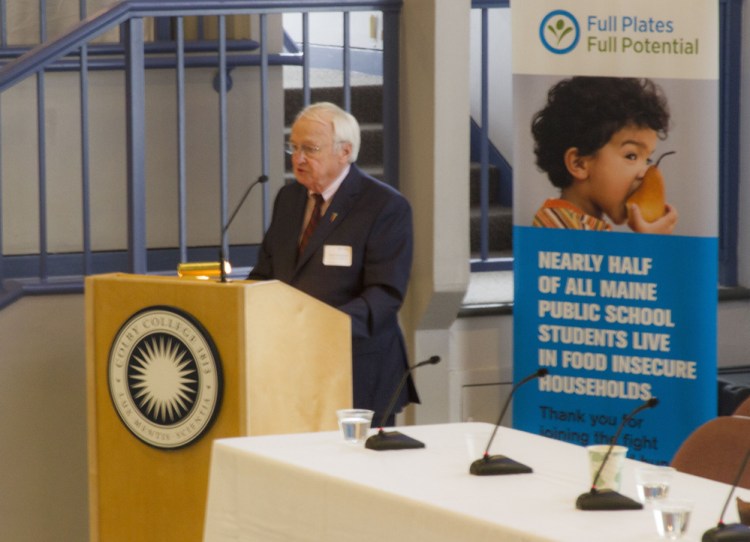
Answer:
[
  {"xmin": 702, "ymin": 450, "xmax": 750, "ymax": 541},
  {"xmin": 219, "ymin": 174, "xmax": 269, "ymax": 282},
  {"xmin": 470, "ymin": 368, "xmax": 549, "ymax": 476},
  {"xmin": 365, "ymin": 355, "xmax": 441, "ymax": 451},
  {"xmin": 576, "ymin": 397, "xmax": 659, "ymax": 511}
]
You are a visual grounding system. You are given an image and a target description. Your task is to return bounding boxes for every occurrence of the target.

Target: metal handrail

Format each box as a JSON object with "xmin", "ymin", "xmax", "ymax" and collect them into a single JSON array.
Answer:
[{"xmin": 0, "ymin": 0, "xmax": 401, "ymax": 91}]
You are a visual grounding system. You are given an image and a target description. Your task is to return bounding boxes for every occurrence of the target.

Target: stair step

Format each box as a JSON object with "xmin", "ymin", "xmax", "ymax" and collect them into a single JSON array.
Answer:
[
  {"xmin": 357, "ymin": 124, "xmax": 383, "ymax": 166},
  {"xmin": 469, "ymin": 206, "xmax": 513, "ymax": 253},
  {"xmin": 469, "ymin": 162, "xmax": 503, "ymax": 206},
  {"xmin": 284, "ymin": 85, "xmax": 384, "ymax": 126}
]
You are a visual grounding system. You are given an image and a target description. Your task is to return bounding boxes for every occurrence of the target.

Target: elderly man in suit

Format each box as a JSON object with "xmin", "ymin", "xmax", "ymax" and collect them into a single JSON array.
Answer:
[{"xmin": 248, "ymin": 102, "xmax": 418, "ymax": 425}]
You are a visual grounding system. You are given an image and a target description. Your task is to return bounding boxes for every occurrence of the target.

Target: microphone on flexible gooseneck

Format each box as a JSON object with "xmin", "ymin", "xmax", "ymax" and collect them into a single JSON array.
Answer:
[
  {"xmin": 219, "ymin": 174, "xmax": 269, "ymax": 283},
  {"xmin": 702, "ymin": 450, "xmax": 750, "ymax": 541},
  {"xmin": 576, "ymin": 397, "xmax": 659, "ymax": 511},
  {"xmin": 469, "ymin": 368, "xmax": 549, "ymax": 476},
  {"xmin": 364, "ymin": 355, "xmax": 441, "ymax": 451}
]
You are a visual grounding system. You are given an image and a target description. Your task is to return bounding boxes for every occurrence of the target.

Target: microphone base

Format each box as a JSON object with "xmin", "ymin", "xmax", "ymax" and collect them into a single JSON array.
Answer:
[
  {"xmin": 365, "ymin": 430, "xmax": 425, "ymax": 451},
  {"xmin": 470, "ymin": 455, "xmax": 533, "ymax": 476},
  {"xmin": 702, "ymin": 524, "xmax": 750, "ymax": 541},
  {"xmin": 576, "ymin": 489, "xmax": 643, "ymax": 511}
]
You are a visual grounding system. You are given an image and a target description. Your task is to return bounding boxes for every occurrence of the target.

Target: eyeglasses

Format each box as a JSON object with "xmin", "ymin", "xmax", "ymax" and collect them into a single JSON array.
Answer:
[{"xmin": 284, "ymin": 142, "xmax": 322, "ymax": 157}]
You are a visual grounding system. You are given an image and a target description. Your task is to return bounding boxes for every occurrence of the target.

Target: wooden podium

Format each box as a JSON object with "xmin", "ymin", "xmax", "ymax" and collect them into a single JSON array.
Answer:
[{"xmin": 85, "ymin": 273, "xmax": 352, "ymax": 542}]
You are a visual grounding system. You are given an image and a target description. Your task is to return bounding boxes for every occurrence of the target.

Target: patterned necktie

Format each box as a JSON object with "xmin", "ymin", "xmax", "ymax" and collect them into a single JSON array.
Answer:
[{"xmin": 298, "ymin": 193, "xmax": 324, "ymax": 256}]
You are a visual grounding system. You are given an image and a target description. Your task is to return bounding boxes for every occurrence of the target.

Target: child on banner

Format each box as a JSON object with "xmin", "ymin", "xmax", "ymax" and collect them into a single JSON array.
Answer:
[{"xmin": 531, "ymin": 76, "xmax": 678, "ymax": 234}]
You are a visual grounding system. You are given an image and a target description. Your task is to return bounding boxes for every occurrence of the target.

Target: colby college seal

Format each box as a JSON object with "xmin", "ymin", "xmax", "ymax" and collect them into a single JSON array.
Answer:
[{"xmin": 108, "ymin": 306, "xmax": 223, "ymax": 449}]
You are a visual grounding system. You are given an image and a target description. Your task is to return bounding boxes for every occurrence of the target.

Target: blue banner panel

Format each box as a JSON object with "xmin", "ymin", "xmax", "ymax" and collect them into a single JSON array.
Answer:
[{"xmin": 512, "ymin": 226, "xmax": 717, "ymax": 464}]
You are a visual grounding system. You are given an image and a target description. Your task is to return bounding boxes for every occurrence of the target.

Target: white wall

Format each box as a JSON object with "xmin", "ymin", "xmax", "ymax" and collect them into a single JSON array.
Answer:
[
  {"xmin": 469, "ymin": 8, "xmax": 513, "ymax": 163},
  {"xmin": 283, "ymin": 11, "xmax": 384, "ymax": 50},
  {"xmin": 6, "ymin": 1, "xmax": 121, "ymax": 44},
  {"xmin": 1, "ymin": 67, "xmax": 285, "ymax": 255},
  {"xmin": 1, "ymin": 12, "xmax": 286, "ymax": 257},
  {"xmin": 0, "ymin": 295, "xmax": 88, "ymax": 542}
]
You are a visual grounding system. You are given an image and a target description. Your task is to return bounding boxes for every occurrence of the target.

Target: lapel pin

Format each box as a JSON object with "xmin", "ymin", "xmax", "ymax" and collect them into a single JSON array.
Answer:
[{"xmin": 330, "ymin": 212, "xmax": 338, "ymax": 223}]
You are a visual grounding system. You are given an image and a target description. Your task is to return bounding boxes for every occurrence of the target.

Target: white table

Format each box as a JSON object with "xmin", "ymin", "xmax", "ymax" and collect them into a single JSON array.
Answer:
[{"xmin": 203, "ymin": 422, "xmax": 748, "ymax": 541}]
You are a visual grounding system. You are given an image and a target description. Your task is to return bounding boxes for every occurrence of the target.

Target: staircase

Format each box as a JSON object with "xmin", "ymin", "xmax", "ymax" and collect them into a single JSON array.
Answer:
[{"xmin": 283, "ymin": 82, "xmax": 513, "ymax": 258}]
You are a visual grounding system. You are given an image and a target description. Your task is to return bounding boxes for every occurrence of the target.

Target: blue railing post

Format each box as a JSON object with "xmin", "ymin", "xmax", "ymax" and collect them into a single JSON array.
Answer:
[
  {"xmin": 479, "ymin": 7, "xmax": 489, "ymax": 262},
  {"xmin": 259, "ymin": 13, "xmax": 271, "ymax": 230},
  {"xmin": 176, "ymin": 17, "xmax": 188, "ymax": 263},
  {"xmin": 0, "ymin": 0, "xmax": 6, "ymax": 48},
  {"xmin": 36, "ymin": 69, "xmax": 49, "ymax": 280},
  {"xmin": 218, "ymin": 15, "xmax": 229, "ymax": 259},
  {"xmin": 381, "ymin": 9, "xmax": 399, "ymax": 188},
  {"xmin": 718, "ymin": 0, "xmax": 742, "ymax": 287},
  {"xmin": 302, "ymin": 12, "xmax": 311, "ymax": 106},
  {"xmin": 343, "ymin": 11, "xmax": 351, "ymax": 112},
  {"xmin": 0, "ymin": 99, "xmax": 3, "ymax": 286},
  {"xmin": 124, "ymin": 17, "xmax": 147, "ymax": 274},
  {"xmin": 80, "ymin": 0, "xmax": 92, "ymax": 276}
]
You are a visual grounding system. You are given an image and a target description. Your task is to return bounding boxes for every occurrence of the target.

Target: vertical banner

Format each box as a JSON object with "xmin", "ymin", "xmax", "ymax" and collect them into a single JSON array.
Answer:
[{"xmin": 511, "ymin": 1, "xmax": 718, "ymax": 464}]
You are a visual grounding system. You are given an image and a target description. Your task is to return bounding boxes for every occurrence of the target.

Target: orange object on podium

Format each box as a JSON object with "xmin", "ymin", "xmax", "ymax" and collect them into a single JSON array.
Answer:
[{"xmin": 85, "ymin": 273, "xmax": 351, "ymax": 542}]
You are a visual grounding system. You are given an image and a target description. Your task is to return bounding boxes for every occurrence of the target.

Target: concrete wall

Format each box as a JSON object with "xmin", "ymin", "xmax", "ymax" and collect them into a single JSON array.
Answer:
[
  {"xmin": 399, "ymin": 0, "xmax": 472, "ymax": 423},
  {"xmin": 0, "ymin": 295, "xmax": 88, "ymax": 542}
]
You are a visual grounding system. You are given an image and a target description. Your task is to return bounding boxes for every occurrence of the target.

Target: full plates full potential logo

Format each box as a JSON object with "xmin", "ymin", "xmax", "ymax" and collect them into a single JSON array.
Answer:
[
  {"xmin": 108, "ymin": 306, "xmax": 223, "ymax": 449},
  {"xmin": 539, "ymin": 10, "xmax": 580, "ymax": 55},
  {"xmin": 538, "ymin": 9, "xmax": 699, "ymax": 58}
]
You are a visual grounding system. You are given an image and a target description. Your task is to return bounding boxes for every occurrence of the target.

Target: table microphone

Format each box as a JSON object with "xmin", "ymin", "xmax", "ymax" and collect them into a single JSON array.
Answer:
[
  {"xmin": 364, "ymin": 355, "xmax": 441, "ymax": 451},
  {"xmin": 702, "ymin": 450, "xmax": 750, "ymax": 541},
  {"xmin": 576, "ymin": 397, "xmax": 659, "ymax": 511},
  {"xmin": 469, "ymin": 368, "xmax": 549, "ymax": 475},
  {"xmin": 219, "ymin": 174, "xmax": 269, "ymax": 282}
]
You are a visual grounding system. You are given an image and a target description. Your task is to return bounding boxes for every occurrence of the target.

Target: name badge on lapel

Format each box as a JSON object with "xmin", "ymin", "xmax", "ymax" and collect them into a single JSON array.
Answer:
[{"xmin": 323, "ymin": 245, "xmax": 352, "ymax": 267}]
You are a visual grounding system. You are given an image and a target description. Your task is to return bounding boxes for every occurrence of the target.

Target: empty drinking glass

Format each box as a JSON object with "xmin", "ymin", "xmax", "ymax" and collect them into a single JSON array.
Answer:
[
  {"xmin": 635, "ymin": 465, "xmax": 675, "ymax": 504},
  {"xmin": 652, "ymin": 499, "xmax": 692, "ymax": 540},
  {"xmin": 336, "ymin": 409, "xmax": 374, "ymax": 444}
]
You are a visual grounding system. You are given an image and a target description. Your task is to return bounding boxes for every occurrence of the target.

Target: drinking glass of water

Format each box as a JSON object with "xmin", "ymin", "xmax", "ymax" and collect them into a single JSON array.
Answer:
[
  {"xmin": 652, "ymin": 499, "xmax": 692, "ymax": 540},
  {"xmin": 635, "ymin": 465, "xmax": 675, "ymax": 503},
  {"xmin": 336, "ymin": 409, "xmax": 374, "ymax": 444}
]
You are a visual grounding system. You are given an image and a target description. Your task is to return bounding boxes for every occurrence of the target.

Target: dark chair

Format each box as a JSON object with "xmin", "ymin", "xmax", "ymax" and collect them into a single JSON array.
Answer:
[
  {"xmin": 671, "ymin": 416, "xmax": 750, "ymax": 489},
  {"xmin": 718, "ymin": 379, "xmax": 750, "ymax": 416}
]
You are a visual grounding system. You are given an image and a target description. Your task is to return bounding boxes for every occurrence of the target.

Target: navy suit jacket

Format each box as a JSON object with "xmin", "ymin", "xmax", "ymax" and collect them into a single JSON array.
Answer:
[{"xmin": 249, "ymin": 165, "xmax": 418, "ymax": 422}]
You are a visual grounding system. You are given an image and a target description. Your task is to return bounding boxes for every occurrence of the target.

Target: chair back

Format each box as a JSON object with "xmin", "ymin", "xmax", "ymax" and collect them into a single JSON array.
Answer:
[
  {"xmin": 734, "ymin": 396, "xmax": 750, "ymax": 417},
  {"xmin": 671, "ymin": 416, "xmax": 750, "ymax": 489}
]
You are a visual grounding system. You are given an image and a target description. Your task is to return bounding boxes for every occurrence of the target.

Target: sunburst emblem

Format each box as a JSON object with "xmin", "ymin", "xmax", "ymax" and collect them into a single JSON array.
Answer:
[
  {"xmin": 128, "ymin": 332, "xmax": 199, "ymax": 424},
  {"xmin": 108, "ymin": 307, "xmax": 222, "ymax": 449}
]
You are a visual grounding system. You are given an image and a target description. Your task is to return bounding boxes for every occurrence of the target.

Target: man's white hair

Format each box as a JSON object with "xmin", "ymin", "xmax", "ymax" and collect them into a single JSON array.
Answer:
[{"xmin": 295, "ymin": 102, "xmax": 361, "ymax": 163}]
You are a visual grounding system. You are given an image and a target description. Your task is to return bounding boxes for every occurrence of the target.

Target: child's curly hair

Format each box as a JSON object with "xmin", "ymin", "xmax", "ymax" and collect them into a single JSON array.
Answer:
[{"xmin": 531, "ymin": 77, "xmax": 670, "ymax": 189}]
